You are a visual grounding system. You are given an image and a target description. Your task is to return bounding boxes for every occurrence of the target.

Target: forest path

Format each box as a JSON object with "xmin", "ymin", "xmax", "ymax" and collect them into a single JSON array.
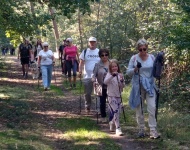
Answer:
[{"xmin": 0, "ymin": 56, "xmax": 159, "ymax": 150}]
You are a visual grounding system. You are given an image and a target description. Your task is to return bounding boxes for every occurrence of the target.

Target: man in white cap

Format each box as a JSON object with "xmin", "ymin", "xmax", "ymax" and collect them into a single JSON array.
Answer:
[
  {"xmin": 18, "ymin": 38, "xmax": 33, "ymax": 79},
  {"xmin": 79, "ymin": 37, "xmax": 100, "ymax": 113}
]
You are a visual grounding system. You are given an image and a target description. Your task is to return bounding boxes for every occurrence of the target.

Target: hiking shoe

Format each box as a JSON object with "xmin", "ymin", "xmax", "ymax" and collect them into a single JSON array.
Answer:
[
  {"xmin": 116, "ymin": 128, "xmax": 124, "ymax": 136},
  {"xmin": 109, "ymin": 121, "xmax": 114, "ymax": 132},
  {"xmin": 138, "ymin": 129, "xmax": 145, "ymax": 138},
  {"xmin": 150, "ymin": 130, "xmax": 160, "ymax": 139}
]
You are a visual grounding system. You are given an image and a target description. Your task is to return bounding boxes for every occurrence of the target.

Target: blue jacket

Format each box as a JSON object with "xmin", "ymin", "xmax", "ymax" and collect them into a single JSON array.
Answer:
[{"xmin": 129, "ymin": 74, "xmax": 156, "ymax": 109}]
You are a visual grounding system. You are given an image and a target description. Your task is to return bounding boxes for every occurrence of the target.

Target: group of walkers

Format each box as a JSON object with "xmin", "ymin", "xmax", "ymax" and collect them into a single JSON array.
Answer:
[
  {"xmin": 78, "ymin": 37, "xmax": 160, "ymax": 138},
  {"xmin": 17, "ymin": 36, "xmax": 160, "ymax": 139},
  {"xmin": 1, "ymin": 47, "xmax": 15, "ymax": 55},
  {"xmin": 18, "ymin": 38, "xmax": 55, "ymax": 91}
]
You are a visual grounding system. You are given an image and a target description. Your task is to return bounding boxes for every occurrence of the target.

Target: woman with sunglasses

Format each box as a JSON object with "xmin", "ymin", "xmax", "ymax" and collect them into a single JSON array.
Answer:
[
  {"xmin": 63, "ymin": 38, "xmax": 79, "ymax": 88},
  {"xmin": 92, "ymin": 49, "xmax": 110, "ymax": 123},
  {"xmin": 127, "ymin": 39, "xmax": 160, "ymax": 139},
  {"xmin": 37, "ymin": 42, "xmax": 55, "ymax": 91}
]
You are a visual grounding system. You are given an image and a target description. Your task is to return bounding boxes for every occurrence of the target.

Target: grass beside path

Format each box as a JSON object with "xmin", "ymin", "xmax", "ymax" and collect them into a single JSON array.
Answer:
[{"xmin": 0, "ymin": 56, "xmax": 121, "ymax": 150}]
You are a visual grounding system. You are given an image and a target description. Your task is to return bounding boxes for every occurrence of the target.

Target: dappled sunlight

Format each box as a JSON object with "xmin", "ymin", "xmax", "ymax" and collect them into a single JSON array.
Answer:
[
  {"xmin": 0, "ymin": 93, "xmax": 10, "ymax": 99},
  {"xmin": 43, "ymin": 130, "xmax": 64, "ymax": 140},
  {"xmin": 31, "ymin": 110, "xmax": 78, "ymax": 118},
  {"xmin": 63, "ymin": 129, "xmax": 107, "ymax": 141}
]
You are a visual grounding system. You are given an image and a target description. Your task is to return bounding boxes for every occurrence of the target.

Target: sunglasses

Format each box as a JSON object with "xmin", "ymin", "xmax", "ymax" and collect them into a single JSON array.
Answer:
[
  {"xmin": 101, "ymin": 54, "xmax": 108, "ymax": 57},
  {"xmin": 139, "ymin": 48, "xmax": 147, "ymax": 52},
  {"xmin": 44, "ymin": 46, "xmax": 48, "ymax": 47}
]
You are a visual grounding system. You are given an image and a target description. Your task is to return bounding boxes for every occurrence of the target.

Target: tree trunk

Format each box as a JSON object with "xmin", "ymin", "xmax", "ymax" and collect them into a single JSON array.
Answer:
[
  {"xmin": 30, "ymin": 2, "xmax": 35, "ymax": 14},
  {"xmin": 49, "ymin": 7, "xmax": 59, "ymax": 52},
  {"xmin": 78, "ymin": 7, "xmax": 83, "ymax": 50}
]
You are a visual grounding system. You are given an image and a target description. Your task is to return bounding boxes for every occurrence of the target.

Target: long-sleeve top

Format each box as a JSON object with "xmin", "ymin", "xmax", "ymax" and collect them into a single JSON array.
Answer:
[
  {"xmin": 104, "ymin": 72, "xmax": 125, "ymax": 97},
  {"xmin": 92, "ymin": 60, "xmax": 108, "ymax": 88},
  {"xmin": 127, "ymin": 54, "xmax": 156, "ymax": 109}
]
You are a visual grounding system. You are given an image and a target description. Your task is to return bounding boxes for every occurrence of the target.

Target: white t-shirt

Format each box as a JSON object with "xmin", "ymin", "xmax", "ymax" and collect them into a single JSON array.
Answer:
[
  {"xmin": 39, "ymin": 50, "xmax": 54, "ymax": 65},
  {"xmin": 79, "ymin": 48, "xmax": 100, "ymax": 78}
]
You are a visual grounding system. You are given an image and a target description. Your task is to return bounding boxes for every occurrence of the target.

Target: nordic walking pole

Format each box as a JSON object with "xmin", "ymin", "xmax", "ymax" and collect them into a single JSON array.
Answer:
[
  {"xmin": 116, "ymin": 75, "xmax": 126, "ymax": 123},
  {"xmin": 79, "ymin": 75, "xmax": 82, "ymax": 114},
  {"xmin": 53, "ymin": 65, "xmax": 56, "ymax": 85},
  {"xmin": 155, "ymin": 78, "xmax": 160, "ymax": 122},
  {"xmin": 96, "ymin": 96, "xmax": 98, "ymax": 124},
  {"xmin": 37, "ymin": 67, "xmax": 40, "ymax": 89},
  {"xmin": 138, "ymin": 69, "xmax": 143, "ymax": 115}
]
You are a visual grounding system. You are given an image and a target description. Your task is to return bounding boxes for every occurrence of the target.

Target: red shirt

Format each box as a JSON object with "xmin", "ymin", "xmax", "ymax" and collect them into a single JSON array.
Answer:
[{"xmin": 64, "ymin": 46, "xmax": 77, "ymax": 60}]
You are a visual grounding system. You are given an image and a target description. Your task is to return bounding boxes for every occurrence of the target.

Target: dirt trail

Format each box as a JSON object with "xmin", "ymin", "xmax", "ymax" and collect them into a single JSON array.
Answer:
[{"xmin": 0, "ymin": 56, "xmax": 159, "ymax": 150}]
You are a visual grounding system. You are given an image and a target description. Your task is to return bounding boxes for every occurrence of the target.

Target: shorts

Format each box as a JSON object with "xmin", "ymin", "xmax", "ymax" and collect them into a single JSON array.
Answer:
[{"xmin": 21, "ymin": 57, "xmax": 30, "ymax": 65}]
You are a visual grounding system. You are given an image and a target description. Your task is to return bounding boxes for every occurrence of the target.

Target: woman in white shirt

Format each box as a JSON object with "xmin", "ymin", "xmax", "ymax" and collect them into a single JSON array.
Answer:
[{"xmin": 37, "ymin": 42, "xmax": 55, "ymax": 91}]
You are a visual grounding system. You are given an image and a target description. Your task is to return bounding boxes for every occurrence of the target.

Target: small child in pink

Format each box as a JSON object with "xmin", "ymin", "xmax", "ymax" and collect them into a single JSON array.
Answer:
[{"xmin": 104, "ymin": 59, "xmax": 125, "ymax": 136}]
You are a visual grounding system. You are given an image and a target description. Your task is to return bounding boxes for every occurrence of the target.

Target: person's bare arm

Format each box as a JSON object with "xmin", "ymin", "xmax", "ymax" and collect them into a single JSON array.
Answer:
[
  {"xmin": 78, "ymin": 59, "xmax": 84, "ymax": 76},
  {"xmin": 37, "ymin": 56, "xmax": 41, "ymax": 67}
]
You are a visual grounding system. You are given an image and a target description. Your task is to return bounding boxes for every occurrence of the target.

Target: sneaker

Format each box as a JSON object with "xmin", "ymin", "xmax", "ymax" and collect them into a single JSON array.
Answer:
[
  {"xmin": 116, "ymin": 128, "xmax": 123, "ymax": 136},
  {"xmin": 44, "ymin": 87, "xmax": 47, "ymax": 91},
  {"xmin": 47, "ymin": 87, "xmax": 51, "ymax": 90},
  {"xmin": 150, "ymin": 130, "xmax": 160, "ymax": 139},
  {"xmin": 138, "ymin": 129, "xmax": 145, "ymax": 138},
  {"xmin": 109, "ymin": 121, "xmax": 114, "ymax": 132}
]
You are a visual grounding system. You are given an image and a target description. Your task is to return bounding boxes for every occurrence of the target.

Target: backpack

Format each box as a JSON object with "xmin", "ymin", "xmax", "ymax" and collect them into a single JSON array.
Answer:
[
  {"xmin": 83, "ymin": 49, "xmax": 87, "ymax": 60},
  {"xmin": 152, "ymin": 51, "xmax": 165, "ymax": 79}
]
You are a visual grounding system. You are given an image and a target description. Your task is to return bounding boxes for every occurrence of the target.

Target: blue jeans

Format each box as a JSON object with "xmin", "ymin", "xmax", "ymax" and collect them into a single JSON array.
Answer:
[
  {"xmin": 41, "ymin": 64, "xmax": 53, "ymax": 88},
  {"xmin": 65, "ymin": 60, "xmax": 77, "ymax": 77}
]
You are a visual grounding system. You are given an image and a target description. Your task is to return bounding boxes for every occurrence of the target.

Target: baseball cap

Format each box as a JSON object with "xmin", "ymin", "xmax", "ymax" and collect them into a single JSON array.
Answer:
[
  {"xmin": 42, "ymin": 42, "xmax": 49, "ymax": 47},
  {"xmin": 66, "ymin": 38, "xmax": 72, "ymax": 42},
  {"xmin": 88, "ymin": 37, "xmax": 97, "ymax": 42}
]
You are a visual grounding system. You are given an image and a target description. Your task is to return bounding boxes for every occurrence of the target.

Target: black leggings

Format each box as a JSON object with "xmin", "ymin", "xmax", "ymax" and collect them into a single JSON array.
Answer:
[{"xmin": 99, "ymin": 88, "xmax": 107, "ymax": 118}]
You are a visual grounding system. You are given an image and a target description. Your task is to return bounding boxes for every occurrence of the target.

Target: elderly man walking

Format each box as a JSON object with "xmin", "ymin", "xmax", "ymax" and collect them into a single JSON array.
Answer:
[{"xmin": 79, "ymin": 37, "xmax": 100, "ymax": 113}]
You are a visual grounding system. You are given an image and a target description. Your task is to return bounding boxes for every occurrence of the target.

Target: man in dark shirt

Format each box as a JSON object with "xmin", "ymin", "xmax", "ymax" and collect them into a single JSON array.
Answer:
[
  {"xmin": 18, "ymin": 38, "xmax": 32, "ymax": 78},
  {"xmin": 59, "ymin": 39, "xmax": 67, "ymax": 75}
]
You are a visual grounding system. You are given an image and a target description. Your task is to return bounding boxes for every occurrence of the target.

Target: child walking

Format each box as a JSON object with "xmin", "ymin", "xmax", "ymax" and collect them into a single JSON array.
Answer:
[{"xmin": 104, "ymin": 59, "xmax": 125, "ymax": 136}]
